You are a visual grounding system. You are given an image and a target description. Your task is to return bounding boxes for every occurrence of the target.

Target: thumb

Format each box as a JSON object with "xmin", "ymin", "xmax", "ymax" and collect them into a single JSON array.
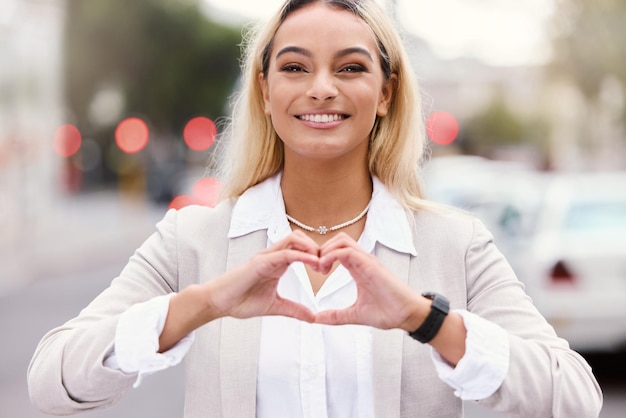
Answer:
[
  {"xmin": 270, "ymin": 298, "xmax": 316, "ymax": 323},
  {"xmin": 314, "ymin": 308, "xmax": 355, "ymax": 326}
]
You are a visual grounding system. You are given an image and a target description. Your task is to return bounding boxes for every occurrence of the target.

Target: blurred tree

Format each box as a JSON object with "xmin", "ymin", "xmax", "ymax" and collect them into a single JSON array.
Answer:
[
  {"xmin": 65, "ymin": 0, "xmax": 242, "ymax": 132},
  {"xmin": 549, "ymin": 0, "xmax": 626, "ymax": 169},
  {"xmin": 63, "ymin": 0, "xmax": 243, "ymax": 195},
  {"xmin": 550, "ymin": 0, "xmax": 626, "ymax": 105},
  {"xmin": 460, "ymin": 94, "xmax": 548, "ymax": 158}
]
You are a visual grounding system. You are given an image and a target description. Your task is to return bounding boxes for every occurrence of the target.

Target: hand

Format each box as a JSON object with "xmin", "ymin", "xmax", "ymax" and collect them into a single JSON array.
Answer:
[
  {"xmin": 314, "ymin": 233, "xmax": 425, "ymax": 331},
  {"xmin": 206, "ymin": 230, "xmax": 321, "ymax": 323}
]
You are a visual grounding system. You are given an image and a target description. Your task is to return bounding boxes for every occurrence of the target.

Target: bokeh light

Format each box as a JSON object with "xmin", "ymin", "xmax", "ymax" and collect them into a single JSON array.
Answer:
[
  {"xmin": 115, "ymin": 117, "xmax": 150, "ymax": 154},
  {"xmin": 183, "ymin": 116, "xmax": 217, "ymax": 151},
  {"xmin": 426, "ymin": 111, "xmax": 459, "ymax": 145},
  {"xmin": 168, "ymin": 195, "xmax": 197, "ymax": 211},
  {"xmin": 52, "ymin": 124, "xmax": 82, "ymax": 157},
  {"xmin": 192, "ymin": 177, "xmax": 221, "ymax": 207},
  {"xmin": 168, "ymin": 177, "xmax": 221, "ymax": 210}
]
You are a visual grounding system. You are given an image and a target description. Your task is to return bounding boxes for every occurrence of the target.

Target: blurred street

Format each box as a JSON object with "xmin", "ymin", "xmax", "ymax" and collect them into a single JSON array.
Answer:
[{"xmin": 1, "ymin": 190, "xmax": 625, "ymax": 417}]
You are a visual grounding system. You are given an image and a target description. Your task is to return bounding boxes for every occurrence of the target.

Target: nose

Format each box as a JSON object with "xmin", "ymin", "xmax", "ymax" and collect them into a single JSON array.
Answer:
[{"xmin": 307, "ymin": 71, "xmax": 338, "ymax": 101}]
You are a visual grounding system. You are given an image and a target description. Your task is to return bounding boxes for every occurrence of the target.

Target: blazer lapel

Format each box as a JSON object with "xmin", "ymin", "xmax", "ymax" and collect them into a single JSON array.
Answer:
[
  {"xmin": 372, "ymin": 243, "xmax": 412, "ymax": 418},
  {"xmin": 219, "ymin": 229, "xmax": 267, "ymax": 417}
]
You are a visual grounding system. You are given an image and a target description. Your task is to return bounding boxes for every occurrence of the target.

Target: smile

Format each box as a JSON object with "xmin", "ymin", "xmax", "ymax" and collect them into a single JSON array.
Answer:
[{"xmin": 297, "ymin": 114, "xmax": 347, "ymax": 123}]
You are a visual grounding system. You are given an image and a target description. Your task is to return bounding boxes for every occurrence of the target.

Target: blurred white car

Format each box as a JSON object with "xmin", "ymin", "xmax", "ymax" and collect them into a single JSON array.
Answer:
[
  {"xmin": 509, "ymin": 172, "xmax": 626, "ymax": 352},
  {"xmin": 424, "ymin": 157, "xmax": 626, "ymax": 352},
  {"xmin": 422, "ymin": 155, "xmax": 543, "ymax": 248}
]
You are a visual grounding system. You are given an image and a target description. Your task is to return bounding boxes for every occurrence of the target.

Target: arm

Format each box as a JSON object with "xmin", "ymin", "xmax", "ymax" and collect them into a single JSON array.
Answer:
[
  {"xmin": 28, "ymin": 208, "xmax": 181, "ymax": 414},
  {"xmin": 28, "ymin": 203, "xmax": 320, "ymax": 415},
  {"xmin": 314, "ymin": 233, "xmax": 467, "ymax": 364},
  {"xmin": 464, "ymin": 218, "xmax": 602, "ymax": 417},
  {"xmin": 314, "ymin": 218, "xmax": 602, "ymax": 417},
  {"xmin": 159, "ymin": 230, "xmax": 320, "ymax": 352}
]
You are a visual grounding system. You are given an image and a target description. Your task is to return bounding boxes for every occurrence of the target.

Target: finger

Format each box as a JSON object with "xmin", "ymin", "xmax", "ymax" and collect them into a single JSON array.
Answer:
[
  {"xmin": 263, "ymin": 230, "xmax": 320, "ymax": 256},
  {"xmin": 318, "ymin": 246, "xmax": 372, "ymax": 275},
  {"xmin": 268, "ymin": 297, "xmax": 316, "ymax": 323},
  {"xmin": 317, "ymin": 235, "xmax": 366, "ymax": 274},
  {"xmin": 256, "ymin": 248, "xmax": 321, "ymax": 276},
  {"xmin": 314, "ymin": 307, "xmax": 360, "ymax": 326},
  {"xmin": 318, "ymin": 232, "xmax": 358, "ymax": 254}
]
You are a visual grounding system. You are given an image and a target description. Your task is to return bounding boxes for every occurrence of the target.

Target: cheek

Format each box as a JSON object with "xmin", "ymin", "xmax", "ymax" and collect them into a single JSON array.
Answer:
[
  {"xmin": 358, "ymin": 89, "xmax": 386, "ymax": 120},
  {"xmin": 265, "ymin": 84, "xmax": 292, "ymax": 112}
]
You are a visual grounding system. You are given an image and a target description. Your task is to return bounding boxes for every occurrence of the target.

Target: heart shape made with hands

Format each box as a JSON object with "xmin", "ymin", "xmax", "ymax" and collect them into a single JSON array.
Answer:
[{"xmin": 227, "ymin": 231, "xmax": 420, "ymax": 332}]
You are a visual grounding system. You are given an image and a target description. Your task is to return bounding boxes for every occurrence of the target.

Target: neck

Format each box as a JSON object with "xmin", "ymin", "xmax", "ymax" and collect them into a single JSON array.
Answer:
[{"xmin": 281, "ymin": 158, "xmax": 373, "ymax": 227}]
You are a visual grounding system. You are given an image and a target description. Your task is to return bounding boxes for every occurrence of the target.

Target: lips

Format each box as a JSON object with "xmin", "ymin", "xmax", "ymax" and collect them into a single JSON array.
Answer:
[{"xmin": 297, "ymin": 114, "xmax": 348, "ymax": 123}]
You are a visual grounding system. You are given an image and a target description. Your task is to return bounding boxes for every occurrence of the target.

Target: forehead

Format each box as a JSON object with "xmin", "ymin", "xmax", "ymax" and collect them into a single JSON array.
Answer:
[{"xmin": 272, "ymin": 3, "xmax": 379, "ymax": 55}]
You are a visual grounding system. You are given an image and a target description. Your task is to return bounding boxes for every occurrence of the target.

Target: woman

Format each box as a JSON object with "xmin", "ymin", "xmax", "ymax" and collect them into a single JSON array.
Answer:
[{"xmin": 29, "ymin": 0, "xmax": 602, "ymax": 417}]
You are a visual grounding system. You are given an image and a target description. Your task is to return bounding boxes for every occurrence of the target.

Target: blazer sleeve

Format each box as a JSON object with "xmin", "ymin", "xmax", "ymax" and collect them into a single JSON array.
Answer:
[
  {"xmin": 27, "ymin": 208, "xmax": 181, "ymax": 415},
  {"xmin": 464, "ymin": 218, "xmax": 602, "ymax": 417}
]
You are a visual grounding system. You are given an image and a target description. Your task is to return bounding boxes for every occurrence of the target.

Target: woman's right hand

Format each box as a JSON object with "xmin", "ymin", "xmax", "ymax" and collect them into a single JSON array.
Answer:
[
  {"xmin": 205, "ymin": 230, "xmax": 321, "ymax": 321},
  {"xmin": 159, "ymin": 230, "xmax": 320, "ymax": 351}
]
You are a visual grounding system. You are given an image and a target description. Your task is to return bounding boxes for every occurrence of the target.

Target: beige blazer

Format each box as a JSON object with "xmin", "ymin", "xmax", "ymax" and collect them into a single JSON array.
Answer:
[{"xmin": 28, "ymin": 199, "xmax": 602, "ymax": 417}]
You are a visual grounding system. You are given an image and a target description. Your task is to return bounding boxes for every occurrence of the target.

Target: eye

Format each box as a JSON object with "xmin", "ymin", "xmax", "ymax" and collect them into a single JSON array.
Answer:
[
  {"xmin": 339, "ymin": 64, "xmax": 366, "ymax": 73},
  {"xmin": 280, "ymin": 64, "xmax": 306, "ymax": 73}
]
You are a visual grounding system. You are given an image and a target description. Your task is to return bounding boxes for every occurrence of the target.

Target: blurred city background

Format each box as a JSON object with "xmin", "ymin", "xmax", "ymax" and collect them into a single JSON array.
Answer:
[{"xmin": 1, "ymin": 0, "xmax": 625, "ymax": 416}]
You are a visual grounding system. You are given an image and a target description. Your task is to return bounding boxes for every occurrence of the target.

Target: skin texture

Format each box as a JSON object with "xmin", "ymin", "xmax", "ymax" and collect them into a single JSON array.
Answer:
[{"xmin": 160, "ymin": 2, "xmax": 467, "ymax": 365}]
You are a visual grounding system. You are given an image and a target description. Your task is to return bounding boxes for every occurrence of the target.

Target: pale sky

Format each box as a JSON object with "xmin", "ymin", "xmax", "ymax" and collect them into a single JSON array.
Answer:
[{"xmin": 202, "ymin": 0, "xmax": 555, "ymax": 67}]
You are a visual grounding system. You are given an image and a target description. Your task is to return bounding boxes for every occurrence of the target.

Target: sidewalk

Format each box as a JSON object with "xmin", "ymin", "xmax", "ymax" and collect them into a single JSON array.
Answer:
[{"xmin": 0, "ymin": 189, "xmax": 166, "ymax": 297}]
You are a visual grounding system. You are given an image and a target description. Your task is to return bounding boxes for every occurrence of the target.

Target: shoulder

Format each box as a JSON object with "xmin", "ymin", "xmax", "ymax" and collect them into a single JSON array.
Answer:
[
  {"xmin": 412, "ymin": 201, "xmax": 485, "ymax": 240},
  {"xmin": 406, "ymin": 201, "xmax": 498, "ymax": 263},
  {"xmin": 159, "ymin": 198, "xmax": 237, "ymax": 244},
  {"xmin": 176, "ymin": 198, "xmax": 236, "ymax": 222}
]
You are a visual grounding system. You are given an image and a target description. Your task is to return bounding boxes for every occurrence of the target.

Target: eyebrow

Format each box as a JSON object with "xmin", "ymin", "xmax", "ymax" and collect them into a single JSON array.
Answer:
[{"xmin": 275, "ymin": 46, "xmax": 374, "ymax": 62}]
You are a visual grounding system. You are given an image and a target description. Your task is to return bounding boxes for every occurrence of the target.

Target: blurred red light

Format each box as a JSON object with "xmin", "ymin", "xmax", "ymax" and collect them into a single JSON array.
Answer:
[
  {"xmin": 168, "ymin": 177, "xmax": 221, "ymax": 210},
  {"xmin": 426, "ymin": 111, "xmax": 459, "ymax": 145},
  {"xmin": 550, "ymin": 260, "xmax": 576, "ymax": 285},
  {"xmin": 168, "ymin": 195, "xmax": 196, "ymax": 211},
  {"xmin": 53, "ymin": 124, "xmax": 82, "ymax": 157},
  {"xmin": 192, "ymin": 177, "xmax": 221, "ymax": 207},
  {"xmin": 115, "ymin": 117, "xmax": 150, "ymax": 154},
  {"xmin": 183, "ymin": 116, "xmax": 217, "ymax": 151}
]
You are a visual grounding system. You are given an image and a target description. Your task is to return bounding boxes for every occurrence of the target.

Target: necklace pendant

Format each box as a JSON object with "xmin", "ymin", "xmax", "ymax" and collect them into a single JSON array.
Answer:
[{"xmin": 317, "ymin": 226, "xmax": 328, "ymax": 235}]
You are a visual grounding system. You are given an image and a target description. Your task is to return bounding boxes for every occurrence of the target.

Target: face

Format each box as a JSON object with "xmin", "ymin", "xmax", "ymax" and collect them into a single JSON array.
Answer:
[{"xmin": 259, "ymin": 3, "xmax": 394, "ymax": 163}]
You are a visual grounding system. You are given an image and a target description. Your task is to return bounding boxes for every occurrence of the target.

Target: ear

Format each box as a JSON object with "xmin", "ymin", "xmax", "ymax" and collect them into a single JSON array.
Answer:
[
  {"xmin": 258, "ymin": 72, "xmax": 271, "ymax": 115},
  {"xmin": 376, "ymin": 73, "xmax": 397, "ymax": 117}
]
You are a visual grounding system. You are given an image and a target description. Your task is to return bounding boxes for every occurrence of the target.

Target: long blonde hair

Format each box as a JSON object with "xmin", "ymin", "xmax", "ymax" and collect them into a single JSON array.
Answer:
[{"xmin": 216, "ymin": 0, "xmax": 431, "ymax": 210}]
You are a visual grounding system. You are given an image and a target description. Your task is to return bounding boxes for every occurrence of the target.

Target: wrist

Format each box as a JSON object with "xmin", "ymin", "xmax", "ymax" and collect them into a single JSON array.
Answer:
[
  {"xmin": 188, "ymin": 283, "xmax": 225, "ymax": 322},
  {"xmin": 172, "ymin": 284, "xmax": 224, "ymax": 329},
  {"xmin": 401, "ymin": 295, "xmax": 432, "ymax": 333},
  {"xmin": 159, "ymin": 285, "xmax": 216, "ymax": 353},
  {"xmin": 407, "ymin": 292, "xmax": 450, "ymax": 344}
]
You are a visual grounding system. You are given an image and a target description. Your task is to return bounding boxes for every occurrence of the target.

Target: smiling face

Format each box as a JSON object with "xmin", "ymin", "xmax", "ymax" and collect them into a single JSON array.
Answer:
[{"xmin": 259, "ymin": 2, "xmax": 394, "ymax": 165}]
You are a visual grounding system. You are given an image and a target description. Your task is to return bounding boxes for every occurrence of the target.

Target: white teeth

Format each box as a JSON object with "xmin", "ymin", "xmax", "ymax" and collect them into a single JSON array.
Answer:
[{"xmin": 300, "ymin": 114, "xmax": 344, "ymax": 123}]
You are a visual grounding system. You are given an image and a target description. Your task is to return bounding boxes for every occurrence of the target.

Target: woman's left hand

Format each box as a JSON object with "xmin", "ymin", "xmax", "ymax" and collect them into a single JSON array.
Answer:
[{"xmin": 314, "ymin": 232, "xmax": 426, "ymax": 331}]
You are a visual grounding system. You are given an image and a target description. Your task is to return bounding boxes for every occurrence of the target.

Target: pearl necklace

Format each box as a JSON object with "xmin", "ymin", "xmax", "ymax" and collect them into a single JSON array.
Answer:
[{"xmin": 286, "ymin": 202, "xmax": 371, "ymax": 235}]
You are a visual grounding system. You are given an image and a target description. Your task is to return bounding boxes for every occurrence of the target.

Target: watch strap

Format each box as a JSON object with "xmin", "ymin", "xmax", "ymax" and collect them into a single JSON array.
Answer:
[{"xmin": 408, "ymin": 292, "xmax": 450, "ymax": 344}]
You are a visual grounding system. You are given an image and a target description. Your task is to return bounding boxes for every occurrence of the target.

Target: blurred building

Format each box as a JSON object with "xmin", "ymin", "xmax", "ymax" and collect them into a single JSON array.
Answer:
[
  {"xmin": 409, "ymin": 35, "xmax": 541, "ymax": 165},
  {"xmin": 409, "ymin": 33, "xmax": 625, "ymax": 171},
  {"xmin": 0, "ymin": 0, "xmax": 66, "ymax": 244}
]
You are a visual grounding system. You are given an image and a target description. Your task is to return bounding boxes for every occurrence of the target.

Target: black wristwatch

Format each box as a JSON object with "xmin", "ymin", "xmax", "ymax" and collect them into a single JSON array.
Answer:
[{"xmin": 408, "ymin": 292, "xmax": 450, "ymax": 343}]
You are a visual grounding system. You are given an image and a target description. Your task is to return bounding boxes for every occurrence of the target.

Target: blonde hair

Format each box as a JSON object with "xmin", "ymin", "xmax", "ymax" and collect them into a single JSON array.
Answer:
[{"xmin": 216, "ymin": 0, "xmax": 431, "ymax": 210}]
